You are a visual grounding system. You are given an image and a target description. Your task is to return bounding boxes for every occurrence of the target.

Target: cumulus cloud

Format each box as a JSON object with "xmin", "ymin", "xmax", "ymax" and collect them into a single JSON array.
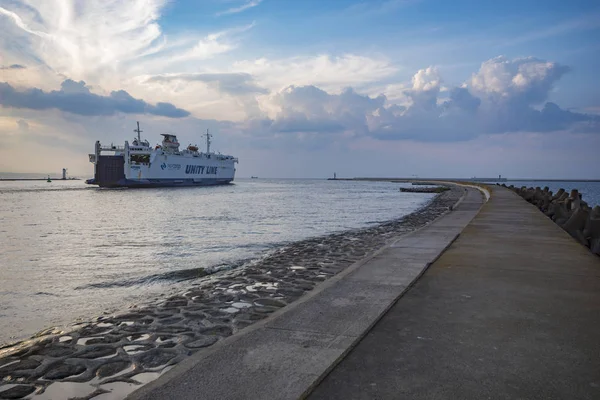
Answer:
[
  {"xmin": 247, "ymin": 56, "xmax": 597, "ymax": 143},
  {"xmin": 274, "ymin": 86, "xmax": 384, "ymax": 135},
  {"xmin": 404, "ymin": 66, "xmax": 441, "ymax": 110},
  {"xmin": 0, "ymin": 80, "xmax": 190, "ymax": 118},
  {"xmin": 147, "ymin": 72, "xmax": 268, "ymax": 95},
  {"xmin": 469, "ymin": 56, "xmax": 570, "ymax": 106}
]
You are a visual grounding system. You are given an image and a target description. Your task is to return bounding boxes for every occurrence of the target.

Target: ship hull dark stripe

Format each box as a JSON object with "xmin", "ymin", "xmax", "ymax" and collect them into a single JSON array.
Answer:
[{"xmin": 88, "ymin": 178, "xmax": 233, "ymax": 188}]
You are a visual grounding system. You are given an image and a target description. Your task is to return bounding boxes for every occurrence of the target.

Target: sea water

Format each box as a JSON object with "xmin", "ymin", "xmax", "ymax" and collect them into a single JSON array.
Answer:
[{"xmin": 0, "ymin": 178, "xmax": 432, "ymax": 345}]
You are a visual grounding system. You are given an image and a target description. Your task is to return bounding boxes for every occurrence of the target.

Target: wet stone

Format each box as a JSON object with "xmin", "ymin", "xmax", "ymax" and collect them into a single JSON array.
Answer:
[
  {"xmin": 31, "ymin": 345, "xmax": 75, "ymax": 358},
  {"xmin": 2, "ymin": 348, "xmax": 29, "ymax": 359},
  {"xmin": 254, "ymin": 298, "xmax": 286, "ymax": 308},
  {"xmin": 179, "ymin": 319, "xmax": 206, "ymax": 331},
  {"xmin": 293, "ymin": 282, "xmax": 315, "ymax": 291},
  {"xmin": 234, "ymin": 320, "xmax": 253, "ymax": 330},
  {"xmin": 0, "ymin": 359, "xmax": 41, "ymax": 376},
  {"xmin": 234, "ymin": 313, "xmax": 251, "ymax": 321},
  {"xmin": 185, "ymin": 336, "xmax": 219, "ymax": 349},
  {"xmin": 113, "ymin": 312, "xmax": 144, "ymax": 320},
  {"xmin": 82, "ymin": 338, "xmax": 106, "ymax": 346},
  {"xmin": 253, "ymin": 306, "xmax": 278, "ymax": 314},
  {"xmin": 277, "ymin": 288, "xmax": 304, "ymax": 297},
  {"xmin": 156, "ymin": 326, "xmax": 190, "ymax": 334},
  {"xmin": 128, "ymin": 333, "xmax": 150, "ymax": 342},
  {"xmin": 163, "ymin": 299, "xmax": 188, "ymax": 308},
  {"xmin": 269, "ymin": 271, "xmax": 288, "ymax": 278},
  {"xmin": 77, "ymin": 346, "xmax": 117, "ymax": 359},
  {"xmin": 96, "ymin": 361, "xmax": 131, "ymax": 378},
  {"xmin": 200, "ymin": 326, "xmax": 233, "ymax": 337},
  {"xmin": 182, "ymin": 312, "xmax": 207, "ymax": 320},
  {"xmin": 246, "ymin": 313, "xmax": 267, "ymax": 321},
  {"xmin": 216, "ymin": 294, "xmax": 235, "ymax": 303},
  {"xmin": 136, "ymin": 349, "xmax": 176, "ymax": 369},
  {"xmin": 238, "ymin": 293, "xmax": 260, "ymax": 301},
  {"xmin": 78, "ymin": 326, "xmax": 112, "ymax": 337},
  {"xmin": 320, "ymin": 268, "xmax": 341, "ymax": 275},
  {"xmin": 120, "ymin": 325, "xmax": 144, "ymax": 333},
  {"xmin": 203, "ymin": 309, "xmax": 228, "ymax": 318},
  {"xmin": 184, "ymin": 290, "xmax": 204, "ymax": 298},
  {"xmin": 255, "ymin": 290, "xmax": 277, "ymax": 297},
  {"xmin": 157, "ymin": 317, "xmax": 183, "ymax": 325},
  {"xmin": 0, "ymin": 384, "xmax": 36, "ymax": 399},
  {"xmin": 44, "ymin": 363, "xmax": 86, "ymax": 380}
]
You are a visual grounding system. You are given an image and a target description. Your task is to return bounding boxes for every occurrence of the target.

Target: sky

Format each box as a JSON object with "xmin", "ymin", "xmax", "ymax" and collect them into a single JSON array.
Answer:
[{"xmin": 0, "ymin": 0, "xmax": 599, "ymax": 179}]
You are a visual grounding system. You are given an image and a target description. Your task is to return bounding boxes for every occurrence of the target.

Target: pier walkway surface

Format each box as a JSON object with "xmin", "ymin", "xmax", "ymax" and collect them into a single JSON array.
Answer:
[{"xmin": 310, "ymin": 186, "xmax": 600, "ymax": 400}]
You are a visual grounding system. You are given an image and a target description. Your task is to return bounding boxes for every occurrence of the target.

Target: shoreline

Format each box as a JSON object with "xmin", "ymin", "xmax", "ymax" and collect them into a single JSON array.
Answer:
[{"xmin": 0, "ymin": 186, "xmax": 464, "ymax": 400}]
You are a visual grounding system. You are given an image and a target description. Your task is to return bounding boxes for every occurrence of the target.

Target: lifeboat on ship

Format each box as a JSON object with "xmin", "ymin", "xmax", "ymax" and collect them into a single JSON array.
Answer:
[{"xmin": 187, "ymin": 144, "xmax": 199, "ymax": 152}]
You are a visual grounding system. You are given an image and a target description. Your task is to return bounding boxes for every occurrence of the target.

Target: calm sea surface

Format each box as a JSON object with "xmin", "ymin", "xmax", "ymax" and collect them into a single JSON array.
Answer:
[{"xmin": 0, "ymin": 179, "xmax": 433, "ymax": 345}]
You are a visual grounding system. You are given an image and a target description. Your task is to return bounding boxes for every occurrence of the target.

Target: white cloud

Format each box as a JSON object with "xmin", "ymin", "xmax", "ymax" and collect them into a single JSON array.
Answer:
[
  {"xmin": 146, "ymin": 72, "xmax": 268, "ymax": 95},
  {"xmin": 232, "ymin": 54, "xmax": 398, "ymax": 92},
  {"xmin": 468, "ymin": 56, "xmax": 570, "ymax": 106},
  {"xmin": 0, "ymin": 1, "xmax": 254, "ymax": 88},
  {"xmin": 0, "ymin": 5, "xmax": 50, "ymax": 38},
  {"xmin": 241, "ymin": 56, "xmax": 597, "ymax": 144},
  {"xmin": 158, "ymin": 22, "xmax": 256, "ymax": 68},
  {"xmin": 0, "ymin": 0, "xmax": 168, "ymax": 82},
  {"xmin": 411, "ymin": 67, "xmax": 441, "ymax": 92},
  {"xmin": 216, "ymin": 0, "xmax": 263, "ymax": 16}
]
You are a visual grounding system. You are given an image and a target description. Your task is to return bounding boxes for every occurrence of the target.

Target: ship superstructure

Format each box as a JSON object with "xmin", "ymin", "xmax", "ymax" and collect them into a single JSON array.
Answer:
[{"xmin": 87, "ymin": 122, "xmax": 237, "ymax": 188}]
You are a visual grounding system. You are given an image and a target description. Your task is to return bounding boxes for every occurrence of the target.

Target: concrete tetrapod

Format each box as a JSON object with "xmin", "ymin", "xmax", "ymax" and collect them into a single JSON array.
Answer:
[{"xmin": 504, "ymin": 184, "xmax": 600, "ymax": 256}]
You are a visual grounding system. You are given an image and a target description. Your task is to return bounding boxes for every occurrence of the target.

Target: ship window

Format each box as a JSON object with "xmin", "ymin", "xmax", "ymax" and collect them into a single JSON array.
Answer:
[{"xmin": 130, "ymin": 154, "xmax": 150, "ymax": 164}]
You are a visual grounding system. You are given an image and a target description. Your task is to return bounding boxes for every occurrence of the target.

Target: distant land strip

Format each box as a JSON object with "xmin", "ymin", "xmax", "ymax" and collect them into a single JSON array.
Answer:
[{"xmin": 331, "ymin": 178, "xmax": 600, "ymax": 182}]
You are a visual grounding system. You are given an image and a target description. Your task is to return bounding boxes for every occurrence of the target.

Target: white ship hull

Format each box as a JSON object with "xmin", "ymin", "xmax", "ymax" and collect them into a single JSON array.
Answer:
[
  {"xmin": 87, "ymin": 124, "xmax": 237, "ymax": 188},
  {"xmin": 123, "ymin": 153, "xmax": 236, "ymax": 187}
]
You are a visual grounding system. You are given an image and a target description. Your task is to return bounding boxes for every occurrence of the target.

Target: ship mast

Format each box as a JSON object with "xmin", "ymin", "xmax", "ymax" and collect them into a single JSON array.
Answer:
[
  {"xmin": 205, "ymin": 129, "xmax": 212, "ymax": 154},
  {"xmin": 134, "ymin": 121, "xmax": 142, "ymax": 142}
]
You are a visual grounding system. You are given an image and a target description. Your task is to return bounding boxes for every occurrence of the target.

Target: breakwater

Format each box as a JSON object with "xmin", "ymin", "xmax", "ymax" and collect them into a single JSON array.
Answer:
[{"xmin": 503, "ymin": 184, "xmax": 600, "ymax": 255}]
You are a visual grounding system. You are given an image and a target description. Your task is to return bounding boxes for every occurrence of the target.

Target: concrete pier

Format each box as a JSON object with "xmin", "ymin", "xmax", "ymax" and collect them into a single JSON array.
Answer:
[
  {"xmin": 310, "ymin": 186, "xmax": 600, "ymax": 399},
  {"xmin": 129, "ymin": 185, "xmax": 600, "ymax": 400}
]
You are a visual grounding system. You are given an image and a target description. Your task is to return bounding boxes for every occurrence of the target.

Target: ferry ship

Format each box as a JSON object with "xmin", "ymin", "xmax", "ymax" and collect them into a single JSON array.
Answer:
[{"xmin": 86, "ymin": 122, "xmax": 237, "ymax": 188}]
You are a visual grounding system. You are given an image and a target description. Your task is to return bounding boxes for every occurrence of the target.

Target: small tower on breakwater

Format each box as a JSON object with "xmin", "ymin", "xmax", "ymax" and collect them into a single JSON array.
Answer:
[{"xmin": 62, "ymin": 168, "xmax": 67, "ymax": 180}]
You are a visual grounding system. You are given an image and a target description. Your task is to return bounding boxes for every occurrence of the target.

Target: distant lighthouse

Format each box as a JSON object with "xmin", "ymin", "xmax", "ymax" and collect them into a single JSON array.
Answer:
[{"xmin": 62, "ymin": 168, "xmax": 67, "ymax": 180}]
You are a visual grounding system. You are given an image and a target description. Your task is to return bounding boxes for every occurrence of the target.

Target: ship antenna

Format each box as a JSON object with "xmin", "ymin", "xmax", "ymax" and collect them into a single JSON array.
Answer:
[{"xmin": 134, "ymin": 121, "xmax": 143, "ymax": 142}]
